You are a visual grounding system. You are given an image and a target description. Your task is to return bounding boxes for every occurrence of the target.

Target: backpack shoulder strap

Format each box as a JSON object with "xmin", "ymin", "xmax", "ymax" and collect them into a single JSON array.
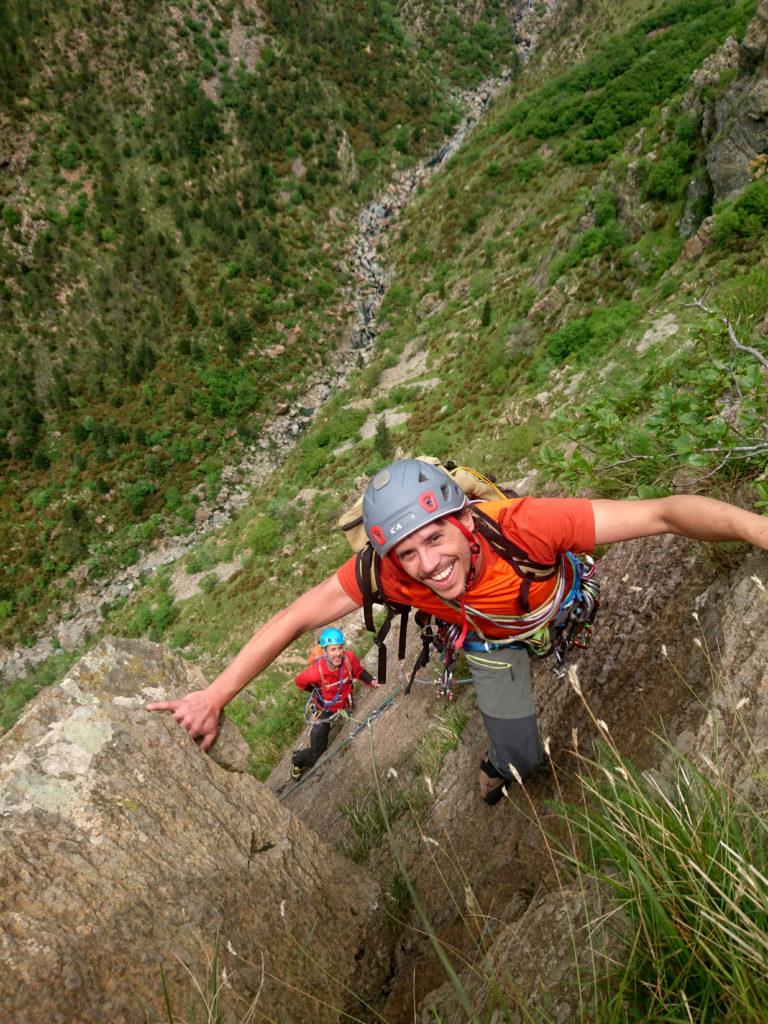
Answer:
[
  {"xmin": 471, "ymin": 506, "xmax": 558, "ymax": 581},
  {"xmin": 354, "ymin": 545, "xmax": 411, "ymax": 681},
  {"xmin": 471, "ymin": 506, "xmax": 559, "ymax": 614},
  {"xmin": 315, "ymin": 657, "xmax": 327, "ymax": 687}
]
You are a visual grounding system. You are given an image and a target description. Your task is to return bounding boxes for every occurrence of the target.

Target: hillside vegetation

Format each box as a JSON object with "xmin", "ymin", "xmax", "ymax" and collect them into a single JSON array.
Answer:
[
  {"xmin": 3, "ymin": 0, "xmax": 766, "ymax": 755},
  {"xmin": 3, "ymin": 1, "xmax": 768, "ymax": 1019},
  {"xmin": 0, "ymin": 0, "xmax": 519, "ymax": 644}
]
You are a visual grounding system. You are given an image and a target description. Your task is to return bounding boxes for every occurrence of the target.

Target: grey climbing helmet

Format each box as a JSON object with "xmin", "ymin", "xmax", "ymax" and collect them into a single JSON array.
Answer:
[{"xmin": 362, "ymin": 459, "xmax": 467, "ymax": 557}]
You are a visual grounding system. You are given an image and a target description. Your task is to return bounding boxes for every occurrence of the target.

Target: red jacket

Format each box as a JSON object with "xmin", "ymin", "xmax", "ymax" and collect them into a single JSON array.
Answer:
[{"xmin": 294, "ymin": 651, "xmax": 373, "ymax": 713}]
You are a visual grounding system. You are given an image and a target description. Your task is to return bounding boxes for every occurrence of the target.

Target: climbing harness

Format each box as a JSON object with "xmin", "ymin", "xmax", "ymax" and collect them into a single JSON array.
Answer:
[
  {"xmin": 304, "ymin": 691, "xmax": 351, "ymax": 725},
  {"xmin": 340, "ymin": 455, "xmax": 600, "ymax": 691},
  {"xmin": 410, "ymin": 553, "xmax": 600, "ymax": 696}
]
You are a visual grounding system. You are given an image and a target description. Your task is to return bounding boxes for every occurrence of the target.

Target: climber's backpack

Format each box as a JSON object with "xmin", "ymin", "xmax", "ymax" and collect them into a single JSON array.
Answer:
[{"xmin": 337, "ymin": 458, "xmax": 563, "ymax": 683}]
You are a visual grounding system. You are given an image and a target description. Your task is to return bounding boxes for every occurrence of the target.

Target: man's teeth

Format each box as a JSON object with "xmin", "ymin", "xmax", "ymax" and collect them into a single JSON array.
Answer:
[{"xmin": 430, "ymin": 565, "xmax": 452, "ymax": 582}]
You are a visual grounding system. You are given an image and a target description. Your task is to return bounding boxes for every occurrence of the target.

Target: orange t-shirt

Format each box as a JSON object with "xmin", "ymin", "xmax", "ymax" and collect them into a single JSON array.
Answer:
[{"xmin": 336, "ymin": 497, "xmax": 595, "ymax": 640}]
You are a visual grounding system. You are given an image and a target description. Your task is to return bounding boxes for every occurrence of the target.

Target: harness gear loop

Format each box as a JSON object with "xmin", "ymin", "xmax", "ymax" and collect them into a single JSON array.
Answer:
[
  {"xmin": 431, "ymin": 622, "xmax": 462, "ymax": 700},
  {"xmin": 551, "ymin": 555, "xmax": 600, "ymax": 677}
]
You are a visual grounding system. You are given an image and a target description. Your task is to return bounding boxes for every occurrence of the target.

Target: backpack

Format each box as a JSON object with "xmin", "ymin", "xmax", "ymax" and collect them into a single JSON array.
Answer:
[
  {"xmin": 337, "ymin": 458, "xmax": 564, "ymax": 683},
  {"xmin": 306, "ymin": 643, "xmax": 324, "ymax": 666}
]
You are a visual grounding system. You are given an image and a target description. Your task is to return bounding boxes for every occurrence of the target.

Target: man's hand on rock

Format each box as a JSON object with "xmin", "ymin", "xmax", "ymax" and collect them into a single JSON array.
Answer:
[{"xmin": 146, "ymin": 689, "xmax": 221, "ymax": 752}]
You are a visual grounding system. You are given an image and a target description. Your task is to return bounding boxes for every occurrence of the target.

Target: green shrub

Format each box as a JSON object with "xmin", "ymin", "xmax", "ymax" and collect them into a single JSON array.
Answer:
[
  {"xmin": 547, "ymin": 318, "xmax": 593, "ymax": 361},
  {"xmin": 644, "ymin": 140, "xmax": 693, "ymax": 200},
  {"xmin": 549, "ymin": 220, "xmax": 626, "ymax": 282},
  {"xmin": 200, "ymin": 573, "xmax": 218, "ymax": 594},
  {"xmin": 713, "ymin": 181, "xmax": 768, "ymax": 246},
  {"xmin": 374, "ymin": 416, "xmax": 393, "ymax": 460},
  {"xmin": 513, "ymin": 154, "xmax": 544, "ymax": 183},
  {"xmin": 593, "ymin": 190, "xmax": 617, "ymax": 226},
  {"xmin": 418, "ymin": 428, "xmax": 452, "ymax": 459},
  {"xmin": 126, "ymin": 591, "xmax": 177, "ymax": 641},
  {"xmin": 547, "ymin": 302, "xmax": 640, "ymax": 363},
  {"xmin": 125, "ymin": 478, "xmax": 157, "ymax": 516},
  {"xmin": 245, "ymin": 516, "xmax": 282, "ymax": 556}
]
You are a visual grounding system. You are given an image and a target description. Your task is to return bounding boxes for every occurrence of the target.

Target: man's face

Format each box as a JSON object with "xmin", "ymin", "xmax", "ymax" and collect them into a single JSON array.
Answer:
[
  {"xmin": 323, "ymin": 643, "xmax": 344, "ymax": 668},
  {"xmin": 392, "ymin": 508, "xmax": 475, "ymax": 601}
]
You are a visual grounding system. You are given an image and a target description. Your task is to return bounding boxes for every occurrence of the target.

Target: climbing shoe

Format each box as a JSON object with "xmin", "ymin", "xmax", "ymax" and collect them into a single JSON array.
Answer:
[
  {"xmin": 291, "ymin": 763, "xmax": 304, "ymax": 780},
  {"xmin": 479, "ymin": 758, "xmax": 508, "ymax": 806}
]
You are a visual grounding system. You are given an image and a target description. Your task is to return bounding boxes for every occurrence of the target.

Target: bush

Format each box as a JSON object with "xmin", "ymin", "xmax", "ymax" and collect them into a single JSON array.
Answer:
[
  {"xmin": 513, "ymin": 154, "xmax": 544, "ymax": 183},
  {"xmin": 246, "ymin": 516, "xmax": 282, "ymax": 557},
  {"xmin": 549, "ymin": 220, "xmax": 626, "ymax": 282},
  {"xmin": 125, "ymin": 478, "xmax": 157, "ymax": 516},
  {"xmin": 713, "ymin": 181, "xmax": 768, "ymax": 246},
  {"xmin": 547, "ymin": 318, "xmax": 593, "ymax": 361},
  {"xmin": 547, "ymin": 302, "xmax": 640, "ymax": 363},
  {"xmin": 126, "ymin": 591, "xmax": 177, "ymax": 641},
  {"xmin": 644, "ymin": 141, "xmax": 692, "ymax": 200},
  {"xmin": 200, "ymin": 573, "xmax": 218, "ymax": 594},
  {"xmin": 418, "ymin": 428, "xmax": 452, "ymax": 459},
  {"xmin": 374, "ymin": 416, "xmax": 392, "ymax": 460}
]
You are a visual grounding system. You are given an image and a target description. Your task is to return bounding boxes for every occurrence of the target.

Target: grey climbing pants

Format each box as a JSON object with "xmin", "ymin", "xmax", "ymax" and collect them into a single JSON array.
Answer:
[{"xmin": 465, "ymin": 646, "xmax": 543, "ymax": 782}]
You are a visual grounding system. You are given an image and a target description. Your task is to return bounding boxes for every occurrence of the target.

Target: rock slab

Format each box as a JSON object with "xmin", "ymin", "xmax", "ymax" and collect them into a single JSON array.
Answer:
[{"xmin": 0, "ymin": 638, "xmax": 380, "ymax": 1023}]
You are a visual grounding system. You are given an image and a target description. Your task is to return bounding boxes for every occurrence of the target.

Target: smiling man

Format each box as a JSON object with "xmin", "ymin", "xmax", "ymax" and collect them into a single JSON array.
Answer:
[{"xmin": 149, "ymin": 458, "xmax": 768, "ymax": 804}]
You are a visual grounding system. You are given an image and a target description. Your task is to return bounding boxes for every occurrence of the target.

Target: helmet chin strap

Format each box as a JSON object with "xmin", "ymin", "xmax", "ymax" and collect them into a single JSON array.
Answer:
[{"xmin": 445, "ymin": 514, "xmax": 481, "ymax": 650}]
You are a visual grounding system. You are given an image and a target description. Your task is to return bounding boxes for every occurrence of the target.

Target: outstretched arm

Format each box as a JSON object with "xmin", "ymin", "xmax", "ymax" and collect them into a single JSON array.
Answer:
[
  {"xmin": 147, "ymin": 571, "xmax": 360, "ymax": 750},
  {"xmin": 592, "ymin": 495, "xmax": 768, "ymax": 549}
]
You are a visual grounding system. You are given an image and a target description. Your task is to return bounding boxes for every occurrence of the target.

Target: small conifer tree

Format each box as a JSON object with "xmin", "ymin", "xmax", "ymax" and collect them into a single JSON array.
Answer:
[{"xmin": 374, "ymin": 415, "xmax": 392, "ymax": 460}]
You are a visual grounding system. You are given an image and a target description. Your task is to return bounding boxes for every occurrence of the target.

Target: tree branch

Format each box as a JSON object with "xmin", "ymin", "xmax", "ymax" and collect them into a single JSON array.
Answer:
[{"xmin": 690, "ymin": 298, "xmax": 768, "ymax": 373}]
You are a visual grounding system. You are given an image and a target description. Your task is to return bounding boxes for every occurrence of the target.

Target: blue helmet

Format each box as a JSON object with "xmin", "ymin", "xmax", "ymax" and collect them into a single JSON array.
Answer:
[{"xmin": 319, "ymin": 627, "xmax": 345, "ymax": 647}]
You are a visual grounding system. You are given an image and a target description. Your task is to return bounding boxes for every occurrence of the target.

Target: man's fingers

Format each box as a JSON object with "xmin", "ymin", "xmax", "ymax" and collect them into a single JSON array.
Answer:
[
  {"xmin": 199, "ymin": 732, "xmax": 217, "ymax": 753},
  {"xmin": 145, "ymin": 692, "xmax": 219, "ymax": 751}
]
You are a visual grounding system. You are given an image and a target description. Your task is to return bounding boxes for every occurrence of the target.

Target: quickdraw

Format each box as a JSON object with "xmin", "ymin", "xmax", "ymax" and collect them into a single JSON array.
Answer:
[
  {"xmin": 434, "ymin": 623, "xmax": 464, "ymax": 701},
  {"xmin": 551, "ymin": 554, "xmax": 600, "ymax": 676}
]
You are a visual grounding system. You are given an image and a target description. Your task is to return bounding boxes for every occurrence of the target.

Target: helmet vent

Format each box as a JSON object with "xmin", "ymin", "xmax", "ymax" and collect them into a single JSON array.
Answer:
[
  {"xmin": 440, "ymin": 484, "xmax": 450, "ymax": 500},
  {"xmin": 418, "ymin": 468, "xmax": 429, "ymax": 482}
]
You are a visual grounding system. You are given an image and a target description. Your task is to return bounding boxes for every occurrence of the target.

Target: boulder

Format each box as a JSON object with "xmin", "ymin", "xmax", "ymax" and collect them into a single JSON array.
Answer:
[
  {"xmin": 0, "ymin": 638, "xmax": 381, "ymax": 1024},
  {"xmin": 703, "ymin": 1, "xmax": 768, "ymax": 200}
]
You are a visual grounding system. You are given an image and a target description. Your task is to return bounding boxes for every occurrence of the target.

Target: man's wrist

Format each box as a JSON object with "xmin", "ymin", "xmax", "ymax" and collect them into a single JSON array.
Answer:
[{"xmin": 203, "ymin": 682, "xmax": 230, "ymax": 715}]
